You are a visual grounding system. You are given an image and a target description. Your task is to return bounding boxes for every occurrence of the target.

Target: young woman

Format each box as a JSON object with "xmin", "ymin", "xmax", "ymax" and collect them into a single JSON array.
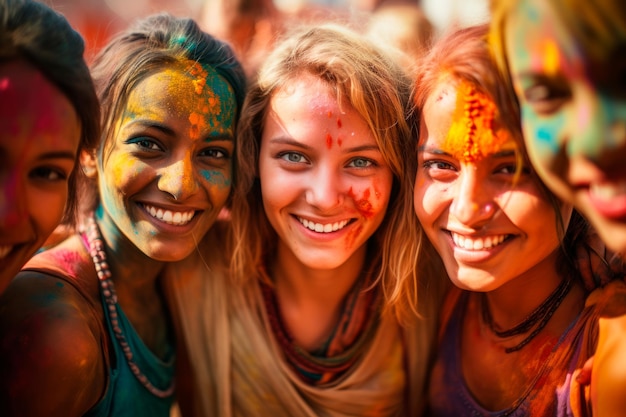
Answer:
[
  {"xmin": 490, "ymin": 2, "xmax": 626, "ymax": 415},
  {"xmin": 0, "ymin": 0, "xmax": 99, "ymax": 294},
  {"xmin": 411, "ymin": 24, "xmax": 626, "ymax": 416},
  {"xmin": 0, "ymin": 14, "xmax": 246, "ymax": 417},
  {"xmin": 167, "ymin": 23, "xmax": 444, "ymax": 417},
  {"xmin": 490, "ymin": 0, "xmax": 626, "ymax": 257}
]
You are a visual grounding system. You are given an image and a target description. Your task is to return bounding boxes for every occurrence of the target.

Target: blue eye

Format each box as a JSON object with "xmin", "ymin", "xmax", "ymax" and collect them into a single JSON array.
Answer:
[
  {"xmin": 279, "ymin": 152, "xmax": 307, "ymax": 163},
  {"xmin": 348, "ymin": 158, "xmax": 373, "ymax": 168}
]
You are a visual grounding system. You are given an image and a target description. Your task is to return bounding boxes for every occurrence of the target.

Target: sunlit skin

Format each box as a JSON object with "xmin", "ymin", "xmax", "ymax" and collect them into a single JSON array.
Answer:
[
  {"xmin": 0, "ymin": 60, "xmax": 81, "ymax": 294},
  {"xmin": 90, "ymin": 61, "xmax": 236, "ymax": 266},
  {"xmin": 416, "ymin": 78, "xmax": 586, "ymax": 409},
  {"xmin": 505, "ymin": 0, "xmax": 626, "ymax": 255},
  {"xmin": 415, "ymin": 78, "xmax": 570, "ymax": 293},
  {"xmin": 259, "ymin": 74, "xmax": 393, "ymax": 348}
]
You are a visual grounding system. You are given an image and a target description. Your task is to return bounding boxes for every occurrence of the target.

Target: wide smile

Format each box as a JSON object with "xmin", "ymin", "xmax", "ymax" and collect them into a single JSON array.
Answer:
[
  {"xmin": 142, "ymin": 204, "xmax": 197, "ymax": 226},
  {"xmin": 451, "ymin": 232, "xmax": 509, "ymax": 251},
  {"xmin": 297, "ymin": 216, "xmax": 351, "ymax": 233}
]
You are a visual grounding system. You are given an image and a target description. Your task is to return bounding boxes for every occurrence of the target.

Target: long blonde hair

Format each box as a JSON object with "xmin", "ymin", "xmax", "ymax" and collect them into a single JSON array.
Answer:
[{"xmin": 230, "ymin": 23, "xmax": 423, "ymax": 318}]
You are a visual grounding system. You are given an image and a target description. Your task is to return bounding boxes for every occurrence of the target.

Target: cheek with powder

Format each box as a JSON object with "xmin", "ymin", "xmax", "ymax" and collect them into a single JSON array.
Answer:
[{"xmin": 200, "ymin": 169, "xmax": 231, "ymax": 188}]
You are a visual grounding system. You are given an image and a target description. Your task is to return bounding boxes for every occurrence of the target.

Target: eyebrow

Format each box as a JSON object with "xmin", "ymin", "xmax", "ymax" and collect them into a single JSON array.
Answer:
[
  {"xmin": 38, "ymin": 151, "xmax": 77, "ymax": 161},
  {"xmin": 269, "ymin": 137, "xmax": 381, "ymax": 153},
  {"xmin": 123, "ymin": 119, "xmax": 234, "ymax": 142},
  {"xmin": 418, "ymin": 145, "xmax": 517, "ymax": 158}
]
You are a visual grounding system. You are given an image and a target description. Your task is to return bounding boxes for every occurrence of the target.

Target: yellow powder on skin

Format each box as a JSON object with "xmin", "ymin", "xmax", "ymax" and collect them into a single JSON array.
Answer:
[{"xmin": 444, "ymin": 80, "xmax": 510, "ymax": 162}]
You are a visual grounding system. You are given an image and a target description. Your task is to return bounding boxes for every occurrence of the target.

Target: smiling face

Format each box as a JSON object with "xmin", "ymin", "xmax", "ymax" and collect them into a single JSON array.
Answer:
[
  {"xmin": 505, "ymin": 0, "xmax": 626, "ymax": 254},
  {"xmin": 259, "ymin": 74, "xmax": 393, "ymax": 272},
  {"xmin": 95, "ymin": 61, "xmax": 236, "ymax": 261},
  {"xmin": 414, "ymin": 78, "xmax": 570, "ymax": 291},
  {"xmin": 0, "ymin": 60, "xmax": 81, "ymax": 293}
]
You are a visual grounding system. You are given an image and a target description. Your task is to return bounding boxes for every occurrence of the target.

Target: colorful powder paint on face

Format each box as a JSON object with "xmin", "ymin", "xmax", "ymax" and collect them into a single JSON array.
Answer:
[
  {"xmin": 326, "ymin": 133, "xmax": 333, "ymax": 149},
  {"xmin": 159, "ymin": 60, "xmax": 236, "ymax": 141},
  {"xmin": 348, "ymin": 187, "xmax": 375, "ymax": 219},
  {"xmin": 200, "ymin": 169, "xmax": 231, "ymax": 188},
  {"xmin": 443, "ymin": 80, "xmax": 511, "ymax": 162}
]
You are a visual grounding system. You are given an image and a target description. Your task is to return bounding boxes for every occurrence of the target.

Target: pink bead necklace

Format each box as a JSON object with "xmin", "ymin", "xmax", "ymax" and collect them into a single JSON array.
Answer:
[{"xmin": 85, "ymin": 214, "xmax": 175, "ymax": 398}]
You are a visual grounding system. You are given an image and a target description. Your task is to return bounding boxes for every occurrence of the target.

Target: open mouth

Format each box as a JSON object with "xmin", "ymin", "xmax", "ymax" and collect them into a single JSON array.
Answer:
[
  {"xmin": 142, "ymin": 204, "xmax": 196, "ymax": 226},
  {"xmin": 451, "ymin": 232, "xmax": 509, "ymax": 250},
  {"xmin": 297, "ymin": 216, "xmax": 351, "ymax": 233}
]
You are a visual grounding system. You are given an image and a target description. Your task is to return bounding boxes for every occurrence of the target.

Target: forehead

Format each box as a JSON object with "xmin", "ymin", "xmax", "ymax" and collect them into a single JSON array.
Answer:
[
  {"xmin": 125, "ymin": 60, "xmax": 236, "ymax": 127},
  {"xmin": 0, "ymin": 60, "xmax": 80, "ymax": 153},
  {"xmin": 505, "ymin": 0, "xmax": 580, "ymax": 70},
  {"xmin": 421, "ymin": 78, "xmax": 514, "ymax": 160}
]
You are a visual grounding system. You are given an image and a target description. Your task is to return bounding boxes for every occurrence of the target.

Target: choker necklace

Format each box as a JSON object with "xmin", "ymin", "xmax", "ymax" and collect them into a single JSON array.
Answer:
[
  {"xmin": 85, "ymin": 214, "xmax": 175, "ymax": 398},
  {"xmin": 481, "ymin": 277, "xmax": 573, "ymax": 353}
]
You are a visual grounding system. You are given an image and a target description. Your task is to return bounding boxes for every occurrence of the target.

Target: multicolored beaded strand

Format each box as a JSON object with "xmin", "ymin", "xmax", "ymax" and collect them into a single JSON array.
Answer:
[{"xmin": 85, "ymin": 214, "xmax": 175, "ymax": 398}]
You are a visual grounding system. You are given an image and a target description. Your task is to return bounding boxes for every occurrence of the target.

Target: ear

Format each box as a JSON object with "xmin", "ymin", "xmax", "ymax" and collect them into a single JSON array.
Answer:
[{"xmin": 80, "ymin": 149, "xmax": 98, "ymax": 179}]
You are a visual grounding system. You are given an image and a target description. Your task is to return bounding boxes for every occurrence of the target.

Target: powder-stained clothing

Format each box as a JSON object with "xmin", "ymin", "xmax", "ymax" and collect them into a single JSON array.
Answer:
[
  {"xmin": 21, "ymin": 236, "xmax": 175, "ymax": 417},
  {"xmin": 165, "ymin": 224, "xmax": 444, "ymax": 417},
  {"xmin": 428, "ymin": 281, "xmax": 626, "ymax": 417}
]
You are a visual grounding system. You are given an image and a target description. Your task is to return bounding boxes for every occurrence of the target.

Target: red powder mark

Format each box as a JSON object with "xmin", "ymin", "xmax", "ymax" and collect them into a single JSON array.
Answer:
[
  {"xmin": 345, "ymin": 224, "xmax": 363, "ymax": 251},
  {"xmin": 337, "ymin": 137, "xmax": 342, "ymax": 147},
  {"xmin": 337, "ymin": 118, "xmax": 342, "ymax": 128},
  {"xmin": 327, "ymin": 111, "xmax": 333, "ymax": 118},
  {"xmin": 326, "ymin": 133, "xmax": 333, "ymax": 149},
  {"xmin": 348, "ymin": 188, "xmax": 375, "ymax": 218}
]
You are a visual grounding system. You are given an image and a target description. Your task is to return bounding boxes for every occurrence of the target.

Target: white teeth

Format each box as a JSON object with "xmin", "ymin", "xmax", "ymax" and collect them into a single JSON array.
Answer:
[
  {"xmin": 143, "ymin": 204, "xmax": 195, "ymax": 226},
  {"xmin": 452, "ymin": 233, "xmax": 507, "ymax": 251},
  {"xmin": 590, "ymin": 181, "xmax": 626, "ymax": 201},
  {"xmin": 298, "ymin": 217, "xmax": 349, "ymax": 233},
  {"xmin": 0, "ymin": 245, "xmax": 11, "ymax": 260}
]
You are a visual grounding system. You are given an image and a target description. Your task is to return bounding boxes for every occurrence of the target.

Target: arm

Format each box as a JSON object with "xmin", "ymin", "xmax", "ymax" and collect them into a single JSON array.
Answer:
[
  {"xmin": 0, "ymin": 271, "xmax": 105, "ymax": 417},
  {"xmin": 590, "ymin": 280, "xmax": 626, "ymax": 417}
]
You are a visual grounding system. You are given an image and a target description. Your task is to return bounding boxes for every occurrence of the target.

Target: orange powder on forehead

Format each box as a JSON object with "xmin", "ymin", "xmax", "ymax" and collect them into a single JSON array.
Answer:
[
  {"xmin": 188, "ymin": 61, "xmax": 209, "ymax": 95},
  {"xmin": 444, "ymin": 80, "xmax": 510, "ymax": 162}
]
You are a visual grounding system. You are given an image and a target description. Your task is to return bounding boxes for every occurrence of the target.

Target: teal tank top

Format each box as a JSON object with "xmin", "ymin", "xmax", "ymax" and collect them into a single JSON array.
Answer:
[{"xmin": 85, "ymin": 292, "xmax": 175, "ymax": 417}]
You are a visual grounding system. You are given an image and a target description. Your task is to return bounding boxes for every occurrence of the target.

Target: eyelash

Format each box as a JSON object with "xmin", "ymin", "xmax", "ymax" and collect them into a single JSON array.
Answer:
[{"xmin": 30, "ymin": 166, "xmax": 68, "ymax": 182}]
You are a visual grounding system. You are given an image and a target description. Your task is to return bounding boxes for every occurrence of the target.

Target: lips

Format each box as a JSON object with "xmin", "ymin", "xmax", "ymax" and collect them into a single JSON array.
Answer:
[
  {"xmin": 142, "ymin": 204, "xmax": 196, "ymax": 226},
  {"xmin": 451, "ymin": 232, "xmax": 508, "ymax": 250},
  {"xmin": 297, "ymin": 216, "xmax": 350, "ymax": 233},
  {"xmin": 586, "ymin": 180, "xmax": 626, "ymax": 220}
]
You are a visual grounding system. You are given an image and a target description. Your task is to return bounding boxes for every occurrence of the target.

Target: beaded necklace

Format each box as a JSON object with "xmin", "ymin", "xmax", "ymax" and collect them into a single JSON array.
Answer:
[
  {"xmin": 85, "ymin": 214, "xmax": 175, "ymax": 398},
  {"xmin": 480, "ymin": 277, "xmax": 573, "ymax": 353}
]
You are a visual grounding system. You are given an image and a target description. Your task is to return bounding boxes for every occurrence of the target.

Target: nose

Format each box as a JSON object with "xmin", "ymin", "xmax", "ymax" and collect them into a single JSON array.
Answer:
[
  {"xmin": 450, "ymin": 166, "xmax": 496, "ymax": 228},
  {"xmin": 157, "ymin": 152, "xmax": 199, "ymax": 201},
  {"xmin": 305, "ymin": 165, "xmax": 343, "ymax": 211}
]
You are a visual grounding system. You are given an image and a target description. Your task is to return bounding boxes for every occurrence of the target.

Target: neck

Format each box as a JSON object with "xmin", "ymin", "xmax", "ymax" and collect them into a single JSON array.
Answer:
[
  {"xmin": 94, "ymin": 208, "xmax": 165, "ymax": 314},
  {"xmin": 269, "ymin": 241, "xmax": 370, "ymax": 350}
]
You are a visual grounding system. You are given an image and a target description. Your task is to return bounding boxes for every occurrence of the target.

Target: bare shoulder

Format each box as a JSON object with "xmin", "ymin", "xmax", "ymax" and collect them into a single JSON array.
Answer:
[{"xmin": 0, "ymin": 270, "xmax": 106, "ymax": 417}]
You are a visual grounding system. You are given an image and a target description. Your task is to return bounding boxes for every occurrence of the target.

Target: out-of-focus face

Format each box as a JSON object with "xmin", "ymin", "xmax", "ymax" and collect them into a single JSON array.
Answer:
[
  {"xmin": 95, "ymin": 61, "xmax": 236, "ymax": 261},
  {"xmin": 259, "ymin": 74, "xmax": 393, "ymax": 272},
  {"xmin": 0, "ymin": 60, "xmax": 81, "ymax": 294},
  {"xmin": 414, "ymin": 78, "xmax": 571, "ymax": 292},
  {"xmin": 505, "ymin": 0, "xmax": 626, "ymax": 255}
]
